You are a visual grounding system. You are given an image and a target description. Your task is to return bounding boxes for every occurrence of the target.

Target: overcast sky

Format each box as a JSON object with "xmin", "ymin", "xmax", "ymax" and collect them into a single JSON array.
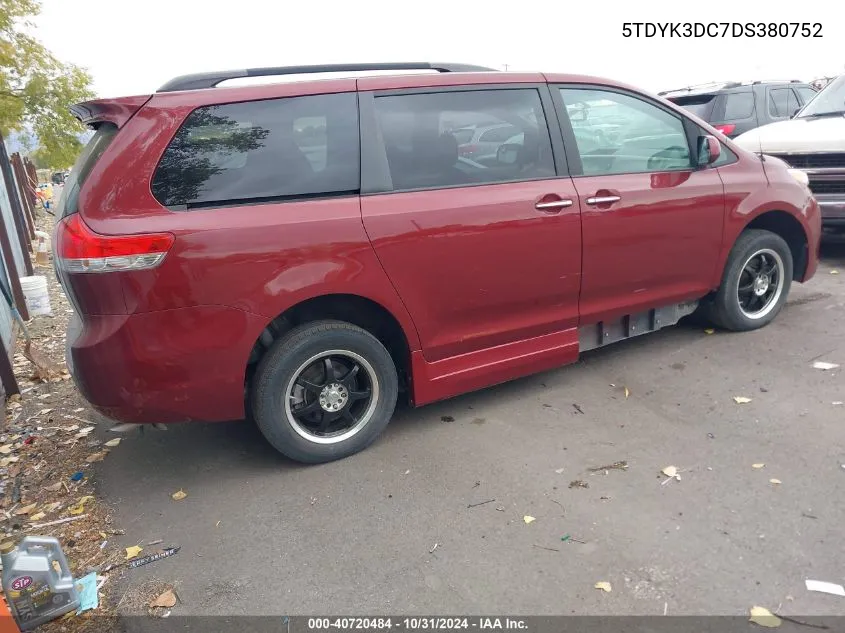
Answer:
[{"xmin": 34, "ymin": 0, "xmax": 843, "ymax": 99}]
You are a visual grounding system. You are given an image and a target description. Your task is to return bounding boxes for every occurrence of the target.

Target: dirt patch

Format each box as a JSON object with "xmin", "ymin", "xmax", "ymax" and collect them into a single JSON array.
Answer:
[{"xmin": 786, "ymin": 291, "xmax": 832, "ymax": 307}]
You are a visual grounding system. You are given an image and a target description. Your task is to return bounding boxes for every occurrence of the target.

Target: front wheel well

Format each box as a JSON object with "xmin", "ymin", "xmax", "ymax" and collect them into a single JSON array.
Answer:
[
  {"xmin": 745, "ymin": 210, "xmax": 809, "ymax": 281},
  {"xmin": 246, "ymin": 295, "xmax": 411, "ymax": 398}
]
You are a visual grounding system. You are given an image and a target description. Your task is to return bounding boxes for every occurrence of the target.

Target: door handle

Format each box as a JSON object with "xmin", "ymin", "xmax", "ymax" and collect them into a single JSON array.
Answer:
[
  {"xmin": 534, "ymin": 199, "xmax": 574, "ymax": 211},
  {"xmin": 585, "ymin": 195, "xmax": 621, "ymax": 205}
]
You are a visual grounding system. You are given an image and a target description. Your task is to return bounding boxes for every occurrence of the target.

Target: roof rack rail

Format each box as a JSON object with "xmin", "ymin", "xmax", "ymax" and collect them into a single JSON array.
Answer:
[
  {"xmin": 750, "ymin": 79, "xmax": 803, "ymax": 85},
  {"xmin": 658, "ymin": 81, "xmax": 740, "ymax": 96},
  {"xmin": 157, "ymin": 62, "xmax": 497, "ymax": 92}
]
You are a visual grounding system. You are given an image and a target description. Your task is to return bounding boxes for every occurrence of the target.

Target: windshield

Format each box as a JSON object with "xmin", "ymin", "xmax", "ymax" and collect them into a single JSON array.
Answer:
[{"xmin": 796, "ymin": 75, "xmax": 845, "ymax": 117}]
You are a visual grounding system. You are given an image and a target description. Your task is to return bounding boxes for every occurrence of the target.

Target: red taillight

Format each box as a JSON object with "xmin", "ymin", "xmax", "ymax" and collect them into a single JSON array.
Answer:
[
  {"xmin": 57, "ymin": 214, "xmax": 174, "ymax": 273},
  {"xmin": 713, "ymin": 124, "xmax": 736, "ymax": 136}
]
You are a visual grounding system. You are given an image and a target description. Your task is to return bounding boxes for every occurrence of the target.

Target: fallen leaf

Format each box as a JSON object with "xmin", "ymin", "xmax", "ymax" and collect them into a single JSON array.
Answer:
[
  {"xmin": 171, "ymin": 489, "xmax": 187, "ymax": 501},
  {"xmin": 661, "ymin": 465, "xmax": 680, "ymax": 480},
  {"xmin": 812, "ymin": 361, "xmax": 840, "ymax": 371},
  {"xmin": 0, "ymin": 444, "xmax": 13, "ymax": 455},
  {"xmin": 104, "ymin": 438, "xmax": 121, "ymax": 447},
  {"xmin": 125, "ymin": 546, "xmax": 143, "ymax": 560},
  {"xmin": 85, "ymin": 451, "xmax": 108, "ymax": 463},
  {"xmin": 38, "ymin": 408, "xmax": 53, "ymax": 415},
  {"xmin": 831, "ymin": 269, "xmax": 840, "ymax": 275},
  {"xmin": 43, "ymin": 482, "xmax": 62, "ymax": 492},
  {"xmin": 752, "ymin": 463, "xmax": 765, "ymax": 469},
  {"xmin": 68, "ymin": 496, "xmax": 94, "ymax": 515},
  {"xmin": 554, "ymin": 468, "xmax": 565, "ymax": 474},
  {"xmin": 64, "ymin": 425, "xmax": 79, "ymax": 432},
  {"xmin": 0, "ymin": 457, "xmax": 19, "ymax": 467},
  {"xmin": 150, "ymin": 589, "xmax": 177, "ymax": 609},
  {"xmin": 42, "ymin": 502, "xmax": 61, "ymax": 513},
  {"xmin": 15, "ymin": 503, "xmax": 38, "ymax": 515},
  {"xmin": 594, "ymin": 581, "xmax": 612, "ymax": 593},
  {"xmin": 29, "ymin": 512, "xmax": 45, "ymax": 521},
  {"xmin": 769, "ymin": 479, "xmax": 782, "ymax": 485},
  {"xmin": 749, "ymin": 606, "xmax": 781, "ymax": 628},
  {"xmin": 704, "ymin": 328, "xmax": 715, "ymax": 335},
  {"xmin": 523, "ymin": 515, "xmax": 536, "ymax": 524},
  {"xmin": 733, "ymin": 396, "xmax": 752, "ymax": 404},
  {"xmin": 624, "ymin": 386, "xmax": 630, "ymax": 399}
]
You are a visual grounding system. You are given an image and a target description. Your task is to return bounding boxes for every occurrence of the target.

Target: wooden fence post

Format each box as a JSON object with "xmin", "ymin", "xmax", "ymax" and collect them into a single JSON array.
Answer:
[
  {"xmin": 8, "ymin": 155, "xmax": 34, "ymax": 276},
  {"xmin": 11, "ymin": 154, "xmax": 36, "ymax": 242},
  {"xmin": 0, "ymin": 132, "xmax": 31, "ymax": 322}
]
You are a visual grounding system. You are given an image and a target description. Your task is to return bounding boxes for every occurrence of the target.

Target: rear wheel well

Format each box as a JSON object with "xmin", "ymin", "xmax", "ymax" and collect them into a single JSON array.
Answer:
[
  {"xmin": 745, "ymin": 211, "xmax": 808, "ymax": 281},
  {"xmin": 246, "ymin": 295, "xmax": 411, "ymax": 398}
]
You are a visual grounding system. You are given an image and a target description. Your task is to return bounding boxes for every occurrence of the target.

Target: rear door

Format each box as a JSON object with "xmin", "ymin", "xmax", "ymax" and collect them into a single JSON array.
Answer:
[
  {"xmin": 359, "ymin": 85, "xmax": 582, "ymax": 362},
  {"xmin": 551, "ymin": 85, "xmax": 725, "ymax": 325}
]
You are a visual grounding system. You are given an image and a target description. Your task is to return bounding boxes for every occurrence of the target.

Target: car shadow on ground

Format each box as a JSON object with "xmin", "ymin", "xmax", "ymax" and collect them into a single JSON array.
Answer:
[
  {"xmin": 101, "ymin": 320, "xmax": 707, "ymax": 483},
  {"xmin": 820, "ymin": 232, "xmax": 845, "ymax": 265}
]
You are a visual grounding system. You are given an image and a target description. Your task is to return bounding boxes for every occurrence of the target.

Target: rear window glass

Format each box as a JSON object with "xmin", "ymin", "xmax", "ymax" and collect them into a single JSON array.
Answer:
[
  {"xmin": 723, "ymin": 92, "xmax": 754, "ymax": 120},
  {"xmin": 151, "ymin": 92, "xmax": 359, "ymax": 210},
  {"xmin": 57, "ymin": 123, "xmax": 118, "ymax": 218},
  {"xmin": 668, "ymin": 95, "xmax": 715, "ymax": 119},
  {"xmin": 768, "ymin": 88, "xmax": 798, "ymax": 118}
]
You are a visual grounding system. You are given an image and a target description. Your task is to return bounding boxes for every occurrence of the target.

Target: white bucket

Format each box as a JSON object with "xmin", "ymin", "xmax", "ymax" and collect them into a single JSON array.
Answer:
[{"xmin": 20, "ymin": 275, "xmax": 52, "ymax": 317}]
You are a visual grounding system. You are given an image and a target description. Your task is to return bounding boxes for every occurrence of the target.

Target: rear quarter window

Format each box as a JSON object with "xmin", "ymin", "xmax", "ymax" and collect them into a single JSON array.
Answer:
[
  {"xmin": 151, "ymin": 92, "xmax": 359, "ymax": 210},
  {"xmin": 58, "ymin": 123, "xmax": 118, "ymax": 218},
  {"xmin": 722, "ymin": 92, "xmax": 755, "ymax": 120}
]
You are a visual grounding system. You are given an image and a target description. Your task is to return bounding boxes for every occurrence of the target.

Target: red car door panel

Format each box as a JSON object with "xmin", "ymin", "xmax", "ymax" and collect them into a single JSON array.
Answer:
[
  {"xmin": 574, "ymin": 169, "xmax": 724, "ymax": 324},
  {"xmin": 555, "ymin": 85, "xmax": 725, "ymax": 324},
  {"xmin": 362, "ymin": 182, "xmax": 581, "ymax": 362},
  {"xmin": 360, "ymin": 87, "xmax": 581, "ymax": 363}
]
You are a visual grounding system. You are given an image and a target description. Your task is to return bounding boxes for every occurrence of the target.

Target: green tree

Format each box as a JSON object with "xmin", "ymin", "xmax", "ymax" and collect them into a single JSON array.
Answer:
[{"xmin": 0, "ymin": 0, "xmax": 94, "ymax": 168}]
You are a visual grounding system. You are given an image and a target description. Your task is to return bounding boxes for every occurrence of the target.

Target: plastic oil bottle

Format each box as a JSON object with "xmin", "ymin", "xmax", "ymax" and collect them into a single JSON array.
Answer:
[{"xmin": 1, "ymin": 538, "xmax": 79, "ymax": 631}]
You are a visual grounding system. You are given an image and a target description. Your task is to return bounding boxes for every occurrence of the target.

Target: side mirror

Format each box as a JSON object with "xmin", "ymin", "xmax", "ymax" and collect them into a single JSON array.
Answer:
[
  {"xmin": 698, "ymin": 135, "xmax": 721, "ymax": 166},
  {"xmin": 496, "ymin": 143, "xmax": 521, "ymax": 166},
  {"xmin": 791, "ymin": 107, "xmax": 801, "ymax": 118}
]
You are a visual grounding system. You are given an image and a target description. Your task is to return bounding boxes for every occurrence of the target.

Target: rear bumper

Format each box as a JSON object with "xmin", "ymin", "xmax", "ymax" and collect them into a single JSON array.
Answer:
[{"xmin": 66, "ymin": 306, "xmax": 266, "ymax": 424}]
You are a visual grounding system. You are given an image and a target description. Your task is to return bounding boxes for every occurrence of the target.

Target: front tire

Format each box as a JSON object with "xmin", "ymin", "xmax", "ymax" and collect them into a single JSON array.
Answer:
[
  {"xmin": 709, "ymin": 229, "xmax": 793, "ymax": 331},
  {"xmin": 251, "ymin": 320, "xmax": 398, "ymax": 464}
]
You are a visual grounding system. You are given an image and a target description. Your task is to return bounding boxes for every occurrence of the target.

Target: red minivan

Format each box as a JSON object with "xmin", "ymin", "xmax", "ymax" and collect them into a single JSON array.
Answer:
[{"xmin": 55, "ymin": 62, "xmax": 820, "ymax": 463}]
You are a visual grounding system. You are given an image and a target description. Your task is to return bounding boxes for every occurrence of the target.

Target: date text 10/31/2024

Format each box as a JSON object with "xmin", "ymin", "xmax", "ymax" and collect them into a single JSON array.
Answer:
[{"xmin": 307, "ymin": 618, "xmax": 528, "ymax": 630}]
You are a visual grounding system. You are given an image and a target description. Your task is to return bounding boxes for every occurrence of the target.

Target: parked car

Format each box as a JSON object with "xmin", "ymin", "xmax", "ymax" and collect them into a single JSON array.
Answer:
[
  {"xmin": 733, "ymin": 74, "xmax": 845, "ymax": 229},
  {"xmin": 54, "ymin": 62, "xmax": 820, "ymax": 463},
  {"xmin": 660, "ymin": 80, "xmax": 818, "ymax": 139},
  {"xmin": 453, "ymin": 123, "xmax": 522, "ymax": 162}
]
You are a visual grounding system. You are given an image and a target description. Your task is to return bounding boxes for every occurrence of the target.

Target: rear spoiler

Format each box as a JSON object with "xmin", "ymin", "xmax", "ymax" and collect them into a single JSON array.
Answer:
[{"xmin": 70, "ymin": 95, "xmax": 152, "ymax": 129}]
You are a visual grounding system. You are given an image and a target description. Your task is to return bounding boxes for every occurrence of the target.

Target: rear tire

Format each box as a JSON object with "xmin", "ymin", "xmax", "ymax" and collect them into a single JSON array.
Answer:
[
  {"xmin": 709, "ymin": 229, "xmax": 793, "ymax": 331},
  {"xmin": 251, "ymin": 320, "xmax": 398, "ymax": 464}
]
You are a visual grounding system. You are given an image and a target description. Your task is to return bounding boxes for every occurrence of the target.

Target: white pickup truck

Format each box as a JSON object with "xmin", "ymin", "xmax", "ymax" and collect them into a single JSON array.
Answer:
[{"xmin": 734, "ymin": 75, "xmax": 845, "ymax": 229}]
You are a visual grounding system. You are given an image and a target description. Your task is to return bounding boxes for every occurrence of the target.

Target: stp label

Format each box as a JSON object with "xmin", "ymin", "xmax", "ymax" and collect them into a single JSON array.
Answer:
[{"xmin": 11, "ymin": 576, "xmax": 33, "ymax": 591}]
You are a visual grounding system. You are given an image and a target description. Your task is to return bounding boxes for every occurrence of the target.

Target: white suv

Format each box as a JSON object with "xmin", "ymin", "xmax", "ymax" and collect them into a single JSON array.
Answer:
[{"xmin": 734, "ymin": 75, "xmax": 845, "ymax": 229}]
